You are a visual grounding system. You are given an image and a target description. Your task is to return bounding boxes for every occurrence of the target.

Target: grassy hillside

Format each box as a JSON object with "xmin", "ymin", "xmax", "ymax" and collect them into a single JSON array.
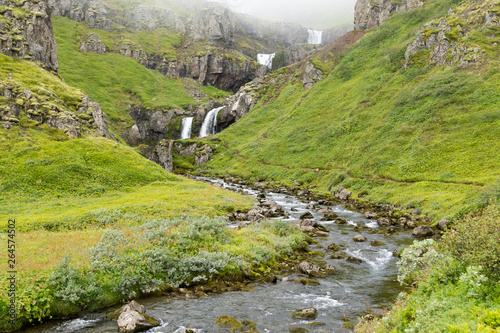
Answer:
[
  {"xmin": 202, "ymin": 0, "xmax": 500, "ymax": 220},
  {"xmin": 52, "ymin": 17, "xmax": 231, "ymax": 135}
]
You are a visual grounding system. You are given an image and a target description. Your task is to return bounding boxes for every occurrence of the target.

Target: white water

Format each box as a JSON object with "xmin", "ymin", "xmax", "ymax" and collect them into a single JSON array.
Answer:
[
  {"xmin": 308, "ymin": 29, "xmax": 323, "ymax": 45},
  {"xmin": 199, "ymin": 107, "xmax": 223, "ymax": 138},
  {"xmin": 180, "ymin": 117, "xmax": 193, "ymax": 140},
  {"xmin": 257, "ymin": 53, "xmax": 276, "ymax": 69}
]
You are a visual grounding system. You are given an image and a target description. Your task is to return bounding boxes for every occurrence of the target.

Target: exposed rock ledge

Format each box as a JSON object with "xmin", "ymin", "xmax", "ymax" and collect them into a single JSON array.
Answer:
[
  {"xmin": 0, "ymin": 0, "xmax": 58, "ymax": 71},
  {"xmin": 354, "ymin": 0, "xmax": 424, "ymax": 30},
  {"xmin": 0, "ymin": 84, "xmax": 110, "ymax": 138}
]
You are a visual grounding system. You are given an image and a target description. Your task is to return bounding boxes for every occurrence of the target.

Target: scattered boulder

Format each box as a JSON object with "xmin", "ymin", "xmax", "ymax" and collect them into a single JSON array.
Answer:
[
  {"xmin": 353, "ymin": 235, "xmax": 367, "ymax": 242},
  {"xmin": 321, "ymin": 212, "xmax": 339, "ymax": 220},
  {"xmin": 364, "ymin": 211, "xmax": 378, "ymax": 219},
  {"xmin": 298, "ymin": 262, "xmax": 322, "ymax": 277},
  {"xmin": 370, "ymin": 240, "xmax": 385, "ymax": 247},
  {"xmin": 335, "ymin": 185, "xmax": 352, "ymax": 200},
  {"xmin": 327, "ymin": 243, "xmax": 340, "ymax": 251},
  {"xmin": 436, "ymin": 218, "xmax": 449, "ymax": 230},
  {"xmin": 297, "ymin": 278, "xmax": 320, "ymax": 285},
  {"xmin": 290, "ymin": 307, "xmax": 318, "ymax": 320},
  {"xmin": 300, "ymin": 212, "xmax": 314, "ymax": 219},
  {"xmin": 334, "ymin": 218, "xmax": 347, "ymax": 224},
  {"xmin": 289, "ymin": 327, "xmax": 309, "ymax": 333},
  {"xmin": 412, "ymin": 226, "xmax": 434, "ymax": 238},
  {"xmin": 330, "ymin": 253, "xmax": 345, "ymax": 259},
  {"xmin": 346, "ymin": 256, "xmax": 363, "ymax": 264},
  {"xmin": 377, "ymin": 218, "xmax": 391, "ymax": 226},
  {"xmin": 317, "ymin": 207, "xmax": 332, "ymax": 214},
  {"xmin": 114, "ymin": 301, "xmax": 159, "ymax": 333}
]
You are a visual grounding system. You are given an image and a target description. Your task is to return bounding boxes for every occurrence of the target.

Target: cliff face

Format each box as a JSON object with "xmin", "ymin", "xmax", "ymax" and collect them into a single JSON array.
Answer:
[
  {"xmin": 405, "ymin": 0, "xmax": 498, "ymax": 68},
  {"xmin": 354, "ymin": 0, "xmax": 424, "ymax": 30},
  {"xmin": 0, "ymin": 0, "xmax": 58, "ymax": 71}
]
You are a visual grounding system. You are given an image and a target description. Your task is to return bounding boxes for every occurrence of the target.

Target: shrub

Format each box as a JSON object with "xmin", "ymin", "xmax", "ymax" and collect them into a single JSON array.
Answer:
[
  {"xmin": 442, "ymin": 202, "xmax": 500, "ymax": 279},
  {"xmin": 397, "ymin": 239, "xmax": 444, "ymax": 284}
]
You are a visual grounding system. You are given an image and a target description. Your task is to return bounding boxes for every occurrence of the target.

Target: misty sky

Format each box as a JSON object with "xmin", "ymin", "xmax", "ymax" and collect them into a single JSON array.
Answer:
[{"xmin": 207, "ymin": 0, "xmax": 357, "ymax": 29}]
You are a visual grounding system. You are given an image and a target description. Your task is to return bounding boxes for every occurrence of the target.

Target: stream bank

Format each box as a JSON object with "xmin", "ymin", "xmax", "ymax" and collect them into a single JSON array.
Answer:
[{"xmin": 21, "ymin": 176, "xmax": 425, "ymax": 333}]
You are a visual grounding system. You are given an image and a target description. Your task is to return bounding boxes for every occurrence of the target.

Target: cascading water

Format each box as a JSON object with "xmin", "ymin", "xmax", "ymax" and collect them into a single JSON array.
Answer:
[
  {"xmin": 257, "ymin": 53, "xmax": 276, "ymax": 69},
  {"xmin": 199, "ymin": 107, "xmax": 223, "ymax": 138},
  {"xmin": 180, "ymin": 117, "xmax": 194, "ymax": 140},
  {"xmin": 308, "ymin": 29, "xmax": 323, "ymax": 45}
]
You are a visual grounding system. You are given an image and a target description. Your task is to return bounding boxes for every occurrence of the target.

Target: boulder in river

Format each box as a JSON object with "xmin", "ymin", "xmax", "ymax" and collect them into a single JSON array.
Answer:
[
  {"xmin": 364, "ymin": 211, "xmax": 378, "ymax": 219},
  {"xmin": 290, "ymin": 307, "xmax": 318, "ymax": 319},
  {"xmin": 370, "ymin": 240, "xmax": 385, "ymax": 246},
  {"xmin": 316, "ymin": 207, "xmax": 332, "ymax": 214},
  {"xmin": 289, "ymin": 327, "xmax": 309, "ymax": 333},
  {"xmin": 300, "ymin": 211, "xmax": 314, "ymax": 219},
  {"xmin": 114, "ymin": 301, "xmax": 159, "ymax": 332},
  {"xmin": 346, "ymin": 256, "xmax": 363, "ymax": 264},
  {"xmin": 215, "ymin": 315, "xmax": 257, "ymax": 332},
  {"xmin": 298, "ymin": 262, "xmax": 322, "ymax": 277},
  {"xmin": 412, "ymin": 226, "xmax": 434, "ymax": 238},
  {"xmin": 353, "ymin": 235, "xmax": 367, "ymax": 242},
  {"xmin": 321, "ymin": 212, "xmax": 339, "ymax": 221},
  {"xmin": 377, "ymin": 218, "xmax": 391, "ymax": 226}
]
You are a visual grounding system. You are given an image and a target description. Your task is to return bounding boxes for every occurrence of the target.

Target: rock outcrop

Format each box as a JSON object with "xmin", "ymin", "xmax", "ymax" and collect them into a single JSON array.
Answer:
[
  {"xmin": 354, "ymin": 0, "xmax": 424, "ymax": 30},
  {"xmin": 0, "ymin": 0, "xmax": 58, "ymax": 71},
  {"xmin": 404, "ymin": 0, "xmax": 497, "ymax": 68},
  {"xmin": 0, "ymin": 83, "xmax": 110, "ymax": 138},
  {"xmin": 79, "ymin": 33, "xmax": 106, "ymax": 54}
]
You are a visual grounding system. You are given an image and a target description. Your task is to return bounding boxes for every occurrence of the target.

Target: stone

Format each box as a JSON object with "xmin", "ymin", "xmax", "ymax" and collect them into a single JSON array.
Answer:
[
  {"xmin": 115, "ymin": 301, "xmax": 159, "ymax": 333},
  {"xmin": 370, "ymin": 240, "xmax": 385, "ymax": 246},
  {"xmin": 327, "ymin": 243, "xmax": 340, "ymax": 251},
  {"xmin": 436, "ymin": 218, "xmax": 449, "ymax": 230},
  {"xmin": 353, "ymin": 235, "xmax": 367, "ymax": 242},
  {"xmin": 291, "ymin": 307, "xmax": 318, "ymax": 320},
  {"xmin": 377, "ymin": 218, "xmax": 391, "ymax": 226},
  {"xmin": 317, "ymin": 207, "xmax": 332, "ymax": 214},
  {"xmin": 364, "ymin": 211, "xmax": 378, "ymax": 219},
  {"xmin": 321, "ymin": 212, "xmax": 339, "ymax": 221},
  {"xmin": 412, "ymin": 226, "xmax": 434, "ymax": 238},
  {"xmin": 298, "ymin": 262, "xmax": 322, "ymax": 277},
  {"xmin": 289, "ymin": 327, "xmax": 309, "ymax": 333},
  {"xmin": 300, "ymin": 212, "xmax": 314, "ymax": 220},
  {"xmin": 346, "ymin": 256, "xmax": 363, "ymax": 264},
  {"xmin": 335, "ymin": 185, "xmax": 352, "ymax": 200},
  {"xmin": 297, "ymin": 278, "xmax": 320, "ymax": 285}
]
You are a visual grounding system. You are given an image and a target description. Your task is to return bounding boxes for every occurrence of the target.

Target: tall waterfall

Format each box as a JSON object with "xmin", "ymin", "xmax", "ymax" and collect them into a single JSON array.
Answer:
[
  {"xmin": 257, "ymin": 53, "xmax": 276, "ymax": 69},
  {"xmin": 308, "ymin": 29, "xmax": 323, "ymax": 45},
  {"xmin": 180, "ymin": 117, "xmax": 194, "ymax": 140},
  {"xmin": 199, "ymin": 107, "xmax": 223, "ymax": 138}
]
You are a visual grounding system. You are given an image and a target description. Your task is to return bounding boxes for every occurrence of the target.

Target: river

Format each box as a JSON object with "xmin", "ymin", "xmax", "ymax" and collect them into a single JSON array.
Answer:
[{"xmin": 23, "ymin": 177, "xmax": 413, "ymax": 333}]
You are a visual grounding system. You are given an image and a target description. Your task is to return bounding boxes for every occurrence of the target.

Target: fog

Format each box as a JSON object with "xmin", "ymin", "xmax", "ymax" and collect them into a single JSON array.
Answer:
[{"xmin": 207, "ymin": 0, "xmax": 358, "ymax": 29}]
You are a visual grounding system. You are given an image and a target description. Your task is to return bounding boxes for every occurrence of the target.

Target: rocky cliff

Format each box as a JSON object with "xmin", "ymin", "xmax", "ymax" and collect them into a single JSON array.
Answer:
[
  {"xmin": 354, "ymin": 0, "xmax": 424, "ymax": 30},
  {"xmin": 0, "ymin": 0, "xmax": 58, "ymax": 71},
  {"xmin": 405, "ymin": 0, "xmax": 498, "ymax": 67}
]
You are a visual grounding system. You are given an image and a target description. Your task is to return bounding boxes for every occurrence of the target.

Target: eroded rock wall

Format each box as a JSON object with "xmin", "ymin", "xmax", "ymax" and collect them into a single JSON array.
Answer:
[
  {"xmin": 0, "ymin": 0, "xmax": 58, "ymax": 71},
  {"xmin": 354, "ymin": 0, "xmax": 424, "ymax": 30}
]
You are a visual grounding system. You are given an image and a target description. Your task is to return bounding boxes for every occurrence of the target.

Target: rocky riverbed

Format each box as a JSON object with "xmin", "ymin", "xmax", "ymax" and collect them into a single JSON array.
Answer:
[{"xmin": 23, "ymin": 177, "xmax": 434, "ymax": 333}]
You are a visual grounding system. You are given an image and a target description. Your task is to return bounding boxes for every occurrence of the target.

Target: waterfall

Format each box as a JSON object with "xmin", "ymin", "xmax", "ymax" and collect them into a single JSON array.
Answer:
[
  {"xmin": 199, "ymin": 107, "xmax": 223, "ymax": 138},
  {"xmin": 257, "ymin": 53, "xmax": 276, "ymax": 69},
  {"xmin": 180, "ymin": 117, "xmax": 194, "ymax": 140},
  {"xmin": 308, "ymin": 29, "xmax": 323, "ymax": 45}
]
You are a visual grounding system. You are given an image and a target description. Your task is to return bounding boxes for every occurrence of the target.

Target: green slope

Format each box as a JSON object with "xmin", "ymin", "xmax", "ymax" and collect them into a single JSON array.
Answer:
[{"xmin": 203, "ymin": 0, "xmax": 500, "ymax": 219}]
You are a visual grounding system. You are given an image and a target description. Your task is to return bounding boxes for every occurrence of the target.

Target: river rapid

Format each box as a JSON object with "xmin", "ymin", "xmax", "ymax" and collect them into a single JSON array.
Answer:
[{"xmin": 24, "ymin": 177, "xmax": 413, "ymax": 333}]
